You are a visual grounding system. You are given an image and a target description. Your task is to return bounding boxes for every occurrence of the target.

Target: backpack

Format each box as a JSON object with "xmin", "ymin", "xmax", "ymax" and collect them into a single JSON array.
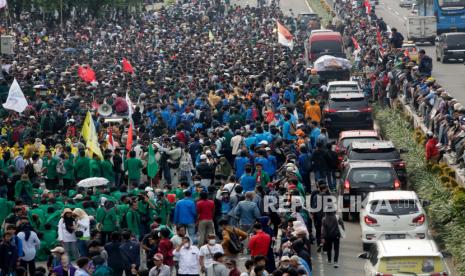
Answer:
[
  {"xmin": 289, "ymin": 122, "xmax": 297, "ymax": 135},
  {"xmin": 56, "ymin": 159, "xmax": 67, "ymax": 175},
  {"xmin": 228, "ymin": 227, "xmax": 243, "ymax": 254}
]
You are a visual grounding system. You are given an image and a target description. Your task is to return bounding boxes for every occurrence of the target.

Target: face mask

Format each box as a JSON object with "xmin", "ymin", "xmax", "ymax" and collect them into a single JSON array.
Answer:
[
  {"xmin": 208, "ymin": 239, "xmax": 216, "ymax": 245},
  {"xmin": 183, "ymin": 243, "xmax": 190, "ymax": 249},
  {"xmin": 281, "ymin": 264, "xmax": 289, "ymax": 269}
]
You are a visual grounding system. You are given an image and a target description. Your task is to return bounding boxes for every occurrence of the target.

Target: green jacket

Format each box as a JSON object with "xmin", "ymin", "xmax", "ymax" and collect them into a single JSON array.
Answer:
[
  {"xmin": 63, "ymin": 156, "xmax": 75, "ymax": 180},
  {"xmin": 96, "ymin": 207, "xmax": 118, "ymax": 232},
  {"xmin": 124, "ymin": 158, "xmax": 143, "ymax": 180},
  {"xmin": 100, "ymin": 160, "xmax": 115, "ymax": 183},
  {"xmin": 74, "ymin": 156, "xmax": 91, "ymax": 179},
  {"xmin": 90, "ymin": 159, "xmax": 101, "ymax": 177},
  {"xmin": 116, "ymin": 204, "xmax": 129, "ymax": 222},
  {"xmin": 154, "ymin": 198, "xmax": 171, "ymax": 225},
  {"xmin": 43, "ymin": 157, "xmax": 59, "ymax": 179},
  {"xmin": 93, "ymin": 265, "xmax": 113, "ymax": 276},
  {"xmin": 126, "ymin": 209, "xmax": 141, "ymax": 236},
  {"xmin": 253, "ymin": 171, "xmax": 270, "ymax": 188},
  {"xmin": 14, "ymin": 180, "xmax": 33, "ymax": 199},
  {"xmin": 0, "ymin": 198, "xmax": 13, "ymax": 226}
]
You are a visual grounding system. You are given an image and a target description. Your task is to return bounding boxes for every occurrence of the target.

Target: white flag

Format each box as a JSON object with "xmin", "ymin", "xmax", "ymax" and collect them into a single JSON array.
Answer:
[
  {"xmin": 125, "ymin": 92, "xmax": 134, "ymax": 120},
  {"xmin": 277, "ymin": 21, "xmax": 294, "ymax": 50},
  {"xmin": 0, "ymin": 0, "xmax": 7, "ymax": 9},
  {"xmin": 2, "ymin": 79, "xmax": 28, "ymax": 113}
]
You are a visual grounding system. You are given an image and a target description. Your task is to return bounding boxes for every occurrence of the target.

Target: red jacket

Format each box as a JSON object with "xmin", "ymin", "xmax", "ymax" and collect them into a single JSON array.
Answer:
[
  {"xmin": 248, "ymin": 230, "xmax": 271, "ymax": 257},
  {"xmin": 157, "ymin": 238, "xmax": 174, "ymax": 266},
  {"xmin": 425, "ymin": 137, "xmax": 439, "ymax": 160}
]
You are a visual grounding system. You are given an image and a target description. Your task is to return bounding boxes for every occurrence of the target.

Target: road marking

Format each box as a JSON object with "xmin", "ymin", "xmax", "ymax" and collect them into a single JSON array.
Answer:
[
  {"xmin": 395, "ymin": 11, "xmax": 400, "ymax": 15},
  {"xmin": 388, "ymin": 6, "xmax": 392, "ymax": 10},
  {"xmin": 403, "ymin": 16, "xmax": 408, "ymax": 20},
  {"xmin": 304, "ymin": 0, "xmax": 314, "ymax": 12}
]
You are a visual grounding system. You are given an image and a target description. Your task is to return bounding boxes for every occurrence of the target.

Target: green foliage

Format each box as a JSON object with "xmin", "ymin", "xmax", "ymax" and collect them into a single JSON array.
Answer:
[{"xmin": 375, "ymin": 106, "xmax": 465, "ymax": 275}]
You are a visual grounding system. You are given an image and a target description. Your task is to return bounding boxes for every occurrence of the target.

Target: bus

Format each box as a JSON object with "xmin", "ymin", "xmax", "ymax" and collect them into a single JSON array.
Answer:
[{"xmin": 418, "ymin": 0, "xmax": 465, "ymax": 33}]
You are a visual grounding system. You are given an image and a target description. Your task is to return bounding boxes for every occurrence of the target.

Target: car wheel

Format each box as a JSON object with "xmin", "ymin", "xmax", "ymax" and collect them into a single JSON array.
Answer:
[
  {"xmin": 363, "ymin": 243, "xmax": 372, "ymax": 251},
  {"xmin": 342, "ymin": 212, "xmax": 350, "ymax": 221}
]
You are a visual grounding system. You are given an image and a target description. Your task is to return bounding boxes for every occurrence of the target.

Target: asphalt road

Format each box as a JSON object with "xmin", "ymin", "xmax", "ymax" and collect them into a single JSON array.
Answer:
[{"xmin": 375, "ymin": 0, "xmax": 465, "ymax": 104}]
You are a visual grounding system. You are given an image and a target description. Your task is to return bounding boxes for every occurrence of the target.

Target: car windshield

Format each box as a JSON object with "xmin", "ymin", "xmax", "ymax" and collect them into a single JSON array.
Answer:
[
  {"xmin": 329, "ymin": 85, "xmax": 359, "ymax": 91},
  {"xmin": 378, "ymin": 256, "xmax": 446, "ymax": 274},
  {"xmin": 348, "ymin": 168, "xmax": 395, "ymax": 187},
  {"xmin": 445, "ymin": 34, "xmax": 465, "ymax": 44},
  {"xmin": 370, "ymin": 199, "xmax": 419, "ymax": 215},
  {"xmin": 341, "ymin": 137, "xmax": 380, "ymax": 148},
  {"xmin": 329, "ymin": 98, "xmax": 368, "ymax": 109},
  {"xmin": 310, "ymin": 41, "xmax": 342, "ymax": 54},
  {"xmin": 349, "ymin": 148, "xmax": 400, "ymax": 160}
]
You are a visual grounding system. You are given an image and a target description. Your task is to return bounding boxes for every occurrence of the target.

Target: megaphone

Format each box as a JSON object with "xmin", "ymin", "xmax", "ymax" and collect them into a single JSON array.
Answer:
[{"xmin": 98, "ymin": 104, "xmax": 113, "ymax": 117}]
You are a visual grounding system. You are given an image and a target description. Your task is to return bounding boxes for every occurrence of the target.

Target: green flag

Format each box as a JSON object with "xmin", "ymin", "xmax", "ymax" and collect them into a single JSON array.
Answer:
[{"xmin": 147, "ymin": 144, "xmax": 159, "ymax": 179}]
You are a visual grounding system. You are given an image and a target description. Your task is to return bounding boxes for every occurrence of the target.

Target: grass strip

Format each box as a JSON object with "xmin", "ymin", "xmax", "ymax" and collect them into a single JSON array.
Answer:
[{"xmin": 375, "ymin": 105, "xmax": 465, "ymax": 275}]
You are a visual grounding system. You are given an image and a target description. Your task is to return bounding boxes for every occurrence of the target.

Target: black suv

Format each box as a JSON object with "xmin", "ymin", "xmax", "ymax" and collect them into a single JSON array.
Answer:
[
  {"xmin": 344, "ymin": 141, "xmax": 408, "ymax": 188},
  {"xmin": 338, "ymin": 161, "xmax": 400, "ymax": 221},
  {"xmin": 435, "ymin": 32, "xmax": 465, "ymax": 63},
  {"xmin": 323, "ymin": 92, "xmax": 374, "ymax": 137}
]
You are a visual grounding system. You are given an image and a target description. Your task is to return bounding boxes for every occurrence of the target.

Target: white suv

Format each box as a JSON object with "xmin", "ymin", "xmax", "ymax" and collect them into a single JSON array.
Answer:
[{"xmin": 360, "ymin": 191, "xmax": 430, "ymax": 251}]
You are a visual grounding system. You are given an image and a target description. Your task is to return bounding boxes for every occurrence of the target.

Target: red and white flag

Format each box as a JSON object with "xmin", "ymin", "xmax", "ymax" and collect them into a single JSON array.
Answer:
[
  {"xmin": 122, "ymin": 58, "xmax": 135, "ymax": 74},
  {"xmin": 126, "ymin": 122, "xmax": 133, "ymax": 154},
  {"xmin": 364, "ymin": 0, "xmax": 372, "ymax": 14},
  {"xmin": 277, "ymin": 21, "xmax": 294, "ymax": 50},
  {"xmin": 78, "ymin": 65, "xmax": 96, "ymax": 83},
  {"xmin": 376, "ymin": 29, "xmax": 383, "ymax": 47}
]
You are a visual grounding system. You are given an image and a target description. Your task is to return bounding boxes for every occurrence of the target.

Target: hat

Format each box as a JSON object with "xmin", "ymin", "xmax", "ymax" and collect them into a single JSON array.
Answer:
[
  {"xmin": 153, "ymin": 253, "xmax": 164, "ymax": 261},
  {"xmin": 258, "ymin": 140, "xmax": 268, "ymax": 146},
  {"xmin": 265, "ymin": 147, "xmax": 271, "ymax": 151},
  {"xmin": 62, "ymin": 208, "xmax": 73, "ymax": 216},
  {"xmin": 288, "ymin": 184, "xmax": 297, "ymax": 190},
  {"xmin": 200, "ymin": 154, "xmax": 207, "ymax": 160},
  {"xmin": 280, "ymin": 256, "xmax": 290, "ymax": 262},
  {"xmin": 51, "ymin": 246, "xmax": 65, "ymax": 254}
]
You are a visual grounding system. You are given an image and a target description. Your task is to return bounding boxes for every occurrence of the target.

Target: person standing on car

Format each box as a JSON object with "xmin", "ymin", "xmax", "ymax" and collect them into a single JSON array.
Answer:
[
  {"xmin": 418, "ymin": 49, "xmax": 433, "ymax": 77},
  {"xmin": 321, "ymin": 211, "xmax": 344, "ymax": 268}
]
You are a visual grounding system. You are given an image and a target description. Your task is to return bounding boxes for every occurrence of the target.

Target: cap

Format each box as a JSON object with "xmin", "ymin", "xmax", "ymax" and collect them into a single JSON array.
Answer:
[
  {"xmin": 51, "ymin": 246, "xmax": 65, "ymax": 254},
  {"xmin": 280, "ymin": 256, "xmax": 290, "ymax": 262},
  {"xmin": 200, "ymin": 154, "xmax": 207, "ymax": 160},
  {"xmin": 153, "ymin": 253, "xmax": 164, "ymax": 261}
]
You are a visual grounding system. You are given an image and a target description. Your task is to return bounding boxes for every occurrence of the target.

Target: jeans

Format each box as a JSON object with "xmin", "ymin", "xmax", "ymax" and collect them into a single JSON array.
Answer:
[
  {"xmin": 326, "ymin": 170, "xmax": 337, "ymax": 191},
  {"xmin": 63, "ymin": 241, "xmax": 79, "ymax": 261},
  {"xmin": 20, "ymin": 259, "xmax": 36, "ymax": 276},
  {"xmin": 77, "ymin": 239, "xmax": 88, "ymax": 257},
  {"xmin": 314, "ymin": 170, "xmax": 328, "ymax": 184},
  {"xmin": 325, "ymin": 237, "xmax": 340, "ymax": 263},
  {"xmin": 115, "ymin": 172, "xmax": 123, "ymax": 187},
  {"xmin": 186, "ymin": 223, "xmax": 196, "ymax": 244}
]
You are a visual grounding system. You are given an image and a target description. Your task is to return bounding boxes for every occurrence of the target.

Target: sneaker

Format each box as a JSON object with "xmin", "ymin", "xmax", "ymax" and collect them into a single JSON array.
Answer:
[
  {"xmin": 334, "ymin": 262, "xmax": 339, "ymax": 268},
  {"xmin": 317, "ymin": 245, "xmax": 322, "ymax": 253},
  {"xmin": 328, "ymin": 261, "xmax": 332, "ymax": 265}
]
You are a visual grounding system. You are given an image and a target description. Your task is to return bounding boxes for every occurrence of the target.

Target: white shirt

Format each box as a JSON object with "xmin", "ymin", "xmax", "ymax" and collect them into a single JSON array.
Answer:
[
  {"xmin": 76, "ymin": 217, "xmax": 91, "ymax": 239},
  {"xmin": 173, "ymin": 245, "xmax": 200, "ymax": 275},
  {"xmin": 230, "ymin": 135, "xmax": 244, "ymax": 155},
  {"xmin": 57, "ymin": 218, "xmax": 77, "ymax": 242},
  {"xmin": 17, "ymin": 231, "xmax": 40, "ymax": 261},
  {"xmin": 199, "ymin": 244, "xmax": 224, "ymax": 267}
]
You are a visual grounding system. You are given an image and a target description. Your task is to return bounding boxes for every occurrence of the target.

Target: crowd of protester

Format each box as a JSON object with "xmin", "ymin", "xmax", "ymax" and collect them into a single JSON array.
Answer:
[{"xmin": 0, "ymin": 0, "xmax": 353, "ymax": 275}]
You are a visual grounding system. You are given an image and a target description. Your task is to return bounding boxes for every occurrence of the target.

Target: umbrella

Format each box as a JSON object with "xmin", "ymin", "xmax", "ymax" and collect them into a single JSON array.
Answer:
[
  {"xmin": 63, "ymin": 48, "xmax": 78, "ymax": 53},
  {"xmin": 77, "ymin": 177, "xmax": 109, "ymax": 188}
]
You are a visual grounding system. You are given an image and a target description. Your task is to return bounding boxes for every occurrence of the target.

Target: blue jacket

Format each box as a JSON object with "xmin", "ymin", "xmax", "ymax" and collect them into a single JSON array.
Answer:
[
  {"xmin": 235, "ymin": 200, "xmax": 260, "ymax": 225},
  {"xmin": 283, "ymin": 121, "xmax": 297, "ymax": 141},
  {"xmin": 234, "ymin": 157, "xmax": 250, "ymax": 178},
  {"xmin": 240, "ymin": 174, "xmax": 256, "ymax": 192},
  {"xmin": 174, "ymin": 198, "xmax": 196, "ymax": 224}
]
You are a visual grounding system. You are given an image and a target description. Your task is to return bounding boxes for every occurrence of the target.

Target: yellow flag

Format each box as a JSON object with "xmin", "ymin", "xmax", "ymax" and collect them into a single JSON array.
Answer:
[
  {"xmin": 209, "ymin": 30, "xmax": 214, "ymax": 41},
  {"xmin": 81, "ymin": 111, "xmax": 103, "ymax": 159}
]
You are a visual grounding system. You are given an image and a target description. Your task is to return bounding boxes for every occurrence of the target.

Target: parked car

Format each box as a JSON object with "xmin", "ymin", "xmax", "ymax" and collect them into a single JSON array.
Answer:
[
  {"xmin": 344, "ymin": 140, "xmax": 408, "ymax": 188},
  {"xmin": 400, "ymin": 0, "xmax": 415, "ymax": 7},
  {"xmin": 358, "ymin": 239, "xmax": 451, "ymax": 276},
  {"xmin": 435, "ymin": 32, "xmax": 465, "ymax": 63},
  {"xmin": 360, "ymin": 190, "xmax": 429, "ymax": 251},
  {"xmin": 338, "ymin": 161, "xmax": 401, "ymax": 221},
  {"xmin": 336, "ymin": 130, "xmax": 382, "ymax": 171},
  {"xmin": 323, "ymin": 92, "xmax": 374, "ymax": 137}
]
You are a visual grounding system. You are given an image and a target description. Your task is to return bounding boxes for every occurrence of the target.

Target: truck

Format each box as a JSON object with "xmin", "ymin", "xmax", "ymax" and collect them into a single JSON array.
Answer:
[{"xmin": 406, "ymin": 16, "xmax": 437, "ymax": 44}]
